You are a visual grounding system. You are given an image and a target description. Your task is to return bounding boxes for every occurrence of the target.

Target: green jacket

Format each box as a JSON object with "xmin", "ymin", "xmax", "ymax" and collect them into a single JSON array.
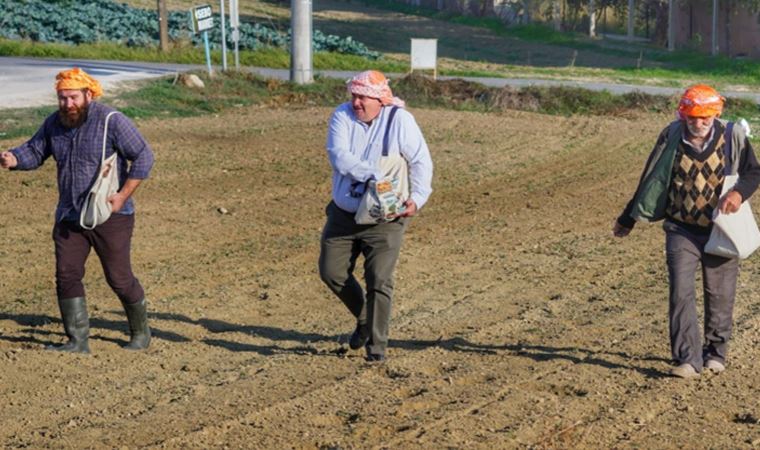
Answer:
[
  {"xmin": 619, "ymin": 119, "xmax": 749, "ymax": 228},
  {"xmin": 628, "ymin": 121, "xmax": 682, "ymax": 223}
]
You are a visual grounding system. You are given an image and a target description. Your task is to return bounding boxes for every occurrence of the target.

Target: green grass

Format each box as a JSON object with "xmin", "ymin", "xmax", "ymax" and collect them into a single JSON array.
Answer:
[
  {"xmin": 0, "ymin": 107, "xmax": 56, "ymax": 140},
  {"xmin": 0, "ymin": 39, "xmax": 204, "ymax": 64},
  {"xmin": 0, "ymin": 72, "xmax": 348, "ymax": 140},
  {"xmin": 3, "ymin": 71, "xmax": 757, "ymax": 143},
  {"xmin": 357, "ymin": 0, "xmax": 760, "ymax": 88},
  {"xmin": 0, "ymin": 38, "xmax": 405, "ymax": 72}
]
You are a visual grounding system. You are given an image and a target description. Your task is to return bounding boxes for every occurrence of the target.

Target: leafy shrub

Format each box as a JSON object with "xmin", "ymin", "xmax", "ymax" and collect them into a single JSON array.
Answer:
[{"xmin": 2, "ymin": 0, "xmax": 380, "ymax": 59}]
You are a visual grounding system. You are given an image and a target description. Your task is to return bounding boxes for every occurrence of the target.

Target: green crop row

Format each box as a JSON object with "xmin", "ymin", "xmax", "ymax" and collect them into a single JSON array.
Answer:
[{"xmin": 2, "ymin": 0, "xmax": 380, "ymax": 59}]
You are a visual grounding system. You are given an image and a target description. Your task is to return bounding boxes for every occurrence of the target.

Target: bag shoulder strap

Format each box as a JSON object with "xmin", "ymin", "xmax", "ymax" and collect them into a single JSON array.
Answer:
[
  {"xmin": 101, "ymin": 111, "xmax": 120, "ymax": 164},
  {"xmin": 382, "ymin": 106, "xmax": 399, "ymax": 157},
  {"xmin": 724, "ymin": 121, "xmax": 734, "ymax": 174}
]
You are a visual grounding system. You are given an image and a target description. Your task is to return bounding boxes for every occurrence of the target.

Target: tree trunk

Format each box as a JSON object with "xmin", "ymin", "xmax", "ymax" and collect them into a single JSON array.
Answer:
[
  {"xmin": 724, "ymin": 0, "xmax": 731, "ymax": 55},
  {"xmin": 479, "ymin": 0, "xmax": 495, "ymax": 17},
  {"xmin": 628, "ymin": 0, "xmax": 635, "ymax": 40},
  {"xmin": 524, "ymin": 0, "xmax": 531, "ymax": 24},
  {"xmin": 667, "ymin": 0, "xmax": 675, "ymax": 51},
  {"xmin": 711, "ymin": 0, "xmax": 718, "ymax": 55},
  {"xmin": 651, "ymin": 0, "xmax": 668, "ymax": 46}
]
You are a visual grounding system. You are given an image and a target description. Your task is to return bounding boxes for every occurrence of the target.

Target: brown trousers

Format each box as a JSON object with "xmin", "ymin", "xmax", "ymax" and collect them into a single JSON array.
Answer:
[{"xmin": 53, "ymin": 214, "xmax": 144, "ymax": 304}]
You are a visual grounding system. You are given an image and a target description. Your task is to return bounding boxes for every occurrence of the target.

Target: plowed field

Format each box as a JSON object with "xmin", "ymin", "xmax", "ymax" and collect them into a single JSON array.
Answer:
[{"xmin": 2, "ymin": 104, "xmax": 760, "ymax": 449}]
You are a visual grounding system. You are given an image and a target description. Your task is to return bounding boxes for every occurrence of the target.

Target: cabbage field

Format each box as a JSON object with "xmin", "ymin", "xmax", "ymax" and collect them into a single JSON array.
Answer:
[{"xmin": 2, "ymin": 0, "xmax": 381, "ymax": 59}]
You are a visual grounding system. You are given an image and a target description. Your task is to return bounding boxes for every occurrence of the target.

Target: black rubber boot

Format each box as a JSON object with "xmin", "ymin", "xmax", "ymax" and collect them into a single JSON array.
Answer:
[
  {"xmin": 349, "ymin": 321, "xmax": 370, "ymax": 350},
  {"xmin": 122, "ymin": 299, "xmax": 151, "ymax": 350},
  {"xmin": 47, "ymin": 297, "xmax": 90, "ymax": 354}
]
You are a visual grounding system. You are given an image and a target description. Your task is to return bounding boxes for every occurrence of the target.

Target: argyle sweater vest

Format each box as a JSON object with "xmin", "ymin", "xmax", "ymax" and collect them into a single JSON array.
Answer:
[{"xmin": 666, "ymin": 134, "xmax": 726, "ymax": 228}]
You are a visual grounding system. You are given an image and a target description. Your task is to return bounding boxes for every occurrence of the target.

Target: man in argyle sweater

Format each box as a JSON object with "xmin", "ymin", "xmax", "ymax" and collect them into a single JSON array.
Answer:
[{"xmin": 614, "ymin": 85, "xmax": 760, "ymax": 378}]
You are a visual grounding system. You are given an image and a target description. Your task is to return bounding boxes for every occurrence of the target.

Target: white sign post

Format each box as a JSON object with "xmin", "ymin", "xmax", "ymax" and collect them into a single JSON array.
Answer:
[
  {"xmin": 220, "ymin": 0, "xmax": 228, "ymax": 71},
  {"xmin": 191, "ymin": 4, "xmax": 214, "ymax": 75},
  {"xmin": 229, "ymin": 0, "xmax": 240, "ymax": 69},
  {"xmin": 410, "ymin": 38, "xmax": 437, "ymax": 79}
]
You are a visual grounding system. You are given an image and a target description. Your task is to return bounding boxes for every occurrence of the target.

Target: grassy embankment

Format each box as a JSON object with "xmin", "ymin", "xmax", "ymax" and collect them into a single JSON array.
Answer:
[
  {"xmin": 357, "ymin": 0, "xmax": 760, "ymax": 89},
  {"xmin": 2, "ymin": 71, "xmax": 758, "ymax": 142},
  {"xmin": 0, "ymin": 38, "xmax": 406, "ymax": 73}
]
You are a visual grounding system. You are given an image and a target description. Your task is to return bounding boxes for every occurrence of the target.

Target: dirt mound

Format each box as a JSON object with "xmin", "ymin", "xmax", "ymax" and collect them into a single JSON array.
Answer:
[
  {"xmin": 395, "ymin": 73, "xmax": 490, "ymax": 104},
  {"xmin": 393, "ymin": 72, "xmax": 676, "ymax": 116}
]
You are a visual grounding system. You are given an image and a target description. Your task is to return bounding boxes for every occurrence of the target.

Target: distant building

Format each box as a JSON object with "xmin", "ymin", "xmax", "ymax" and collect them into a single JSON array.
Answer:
[{"xmin": 673, "ymin": 2, "xmax": 760, "ymax": 58}]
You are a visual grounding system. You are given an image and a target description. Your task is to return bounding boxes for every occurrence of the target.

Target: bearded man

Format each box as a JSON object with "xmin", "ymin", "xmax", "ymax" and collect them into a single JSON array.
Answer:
[
  {"xmin": 0, "ymin": 68, "xmax": 154, "ymax": 354},
  {"xmin": 614, "ymin": 85, "xmax": 760, "ymax": 378}
]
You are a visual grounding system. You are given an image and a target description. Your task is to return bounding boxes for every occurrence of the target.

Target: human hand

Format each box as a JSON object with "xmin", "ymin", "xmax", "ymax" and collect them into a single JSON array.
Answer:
[
  {"xmin": 613, "ymin": 221, "xmax": 632, "ymax": 238},
  {"xmin": 719, "ymin": 191, "xmax": 743, "ymax": 214},
  {"xmin": 0, "ymin": 152, "xmax": 18, "ymax": 169},
  {"xmin": 107, "ymin": 192, "xmax": 127, "ymax": 213},
  {"xmin": 398, "ymin": 199, "xmax": 418, "ymax": 218}
]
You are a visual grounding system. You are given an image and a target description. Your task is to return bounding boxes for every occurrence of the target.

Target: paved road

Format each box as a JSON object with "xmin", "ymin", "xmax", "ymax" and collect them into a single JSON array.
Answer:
[
  {"xmin": 0, "ymin": 57, "xmax": 202, "ymax": 109},
  {"xmin": 2, "ymin": 56, "xmax": 759, "ymax": 109}
]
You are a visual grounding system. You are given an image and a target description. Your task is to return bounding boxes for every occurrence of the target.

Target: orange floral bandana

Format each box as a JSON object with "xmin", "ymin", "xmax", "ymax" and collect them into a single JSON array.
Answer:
[{"xmin": 55, "ymin": 67, "xmax": 103, "ymax": 98}]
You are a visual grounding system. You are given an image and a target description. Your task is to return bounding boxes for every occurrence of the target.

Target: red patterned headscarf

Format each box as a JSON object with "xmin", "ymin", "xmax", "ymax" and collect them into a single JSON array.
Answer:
[{"xmin": 347, "ymin": 70, "xmax": 405, "ymax": 107}]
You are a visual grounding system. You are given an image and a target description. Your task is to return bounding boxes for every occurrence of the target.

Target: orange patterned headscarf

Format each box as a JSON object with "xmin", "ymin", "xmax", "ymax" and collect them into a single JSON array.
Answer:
[
  {"xmin": 55, "ymin": 68, "xmax": 103, "ymax": 98},
  {"xmin": 347, "ymin": 70, "xmax": 405, "ymax": 107},
  {"xmin": 677, "ymin": 84, "xmax": 724, "ymax": 118}
]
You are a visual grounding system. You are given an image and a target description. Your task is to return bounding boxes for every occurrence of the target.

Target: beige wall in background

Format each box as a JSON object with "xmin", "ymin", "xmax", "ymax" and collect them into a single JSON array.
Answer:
[{"xmin": 674, "ymin": 3, "xmax": 760, "ymax": 58}]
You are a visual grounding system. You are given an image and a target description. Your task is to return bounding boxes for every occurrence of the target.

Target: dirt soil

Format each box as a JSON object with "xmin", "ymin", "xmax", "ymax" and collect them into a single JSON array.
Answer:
[{"xmin": 2, "ymin": 104, "xmax": 760, "ymax": 449}]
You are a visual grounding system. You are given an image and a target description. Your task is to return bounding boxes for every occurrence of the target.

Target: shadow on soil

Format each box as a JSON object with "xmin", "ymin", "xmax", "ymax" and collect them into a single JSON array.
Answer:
[
  {"xmin": 0, "ymin": 312, "xmax": 190, "ymax": 347},
  {"xmin": 151, "ymin": 312, "xmax": 671, "ymax": 378},
  {"xmin": 0, "ymin": 311, "xmax": 670, "ymax": 377}
]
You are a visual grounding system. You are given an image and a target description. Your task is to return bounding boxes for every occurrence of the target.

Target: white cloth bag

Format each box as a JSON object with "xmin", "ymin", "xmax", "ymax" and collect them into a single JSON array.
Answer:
[
  {"xmin": 354, "ymin": 154, "xmax": 410, "ymax": 224},
  {"xmin": 79, "ymin": 111, "xmax": 120, "ymax": 230},
  {"xmin": 705, "ymin": 174, "xmax": 760, "ymax": 259},
  {"xmin": 354, "ymin": 106, "xmax": 410, "ymax": 225}
]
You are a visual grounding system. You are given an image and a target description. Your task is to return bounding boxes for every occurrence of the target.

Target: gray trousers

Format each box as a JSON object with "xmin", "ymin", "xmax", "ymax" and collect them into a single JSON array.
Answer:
[
  {"xmin": 664, "ymin": 221, "xmax": 739, "ymax": 371},
  {"xmin": 319, "ymin": 201, "xmax": 407, "ymax": 356}
]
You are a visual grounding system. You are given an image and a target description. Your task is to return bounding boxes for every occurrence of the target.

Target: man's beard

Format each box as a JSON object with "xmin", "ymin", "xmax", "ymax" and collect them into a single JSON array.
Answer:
[
  {"xmin": 59, "ymin": 102, "xmax": 89, "ymax": 128},
  {"xmin": 686, "ymin": 122, "xmax": 711, "ymax": 139}
]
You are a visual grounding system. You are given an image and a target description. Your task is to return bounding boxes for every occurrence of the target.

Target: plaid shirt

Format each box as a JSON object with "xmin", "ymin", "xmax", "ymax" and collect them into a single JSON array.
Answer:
[{"xmin": 11, "ymin": 102, "xmax": 154, "ymax": 222}]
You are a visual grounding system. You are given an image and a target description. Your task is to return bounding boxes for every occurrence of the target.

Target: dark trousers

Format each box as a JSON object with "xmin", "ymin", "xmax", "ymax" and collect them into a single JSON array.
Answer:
[
  {"xmin": 664, "ymin": 221, "xmax": 738, "ymax": 371},
  {"xmin": 318, "ymin": 202, "xmax": 407, "ymax": 356},
  {"xmin": 53, "ymin": 214, "xmax": 144, "ymax": 304}
]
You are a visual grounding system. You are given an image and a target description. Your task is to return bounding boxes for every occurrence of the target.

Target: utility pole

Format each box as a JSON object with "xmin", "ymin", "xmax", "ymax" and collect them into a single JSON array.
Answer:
[
  {"xmin": 220, "ymin": 0, "xmax": 228, "ymax": 70},
  {"xmin": 157, "ymin": 0, "xmax": 169, "ymax": 52},
  {"xmin": 667, "ymin": 0, "xmax": 675, "ymax": 51},
  {"xmin": 290, "ymin": 0, "xmax": 313, "ymax": 84},
  {"xmin": 230, "ymin": 0, "xmax": 240, "ymax": 70}
]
